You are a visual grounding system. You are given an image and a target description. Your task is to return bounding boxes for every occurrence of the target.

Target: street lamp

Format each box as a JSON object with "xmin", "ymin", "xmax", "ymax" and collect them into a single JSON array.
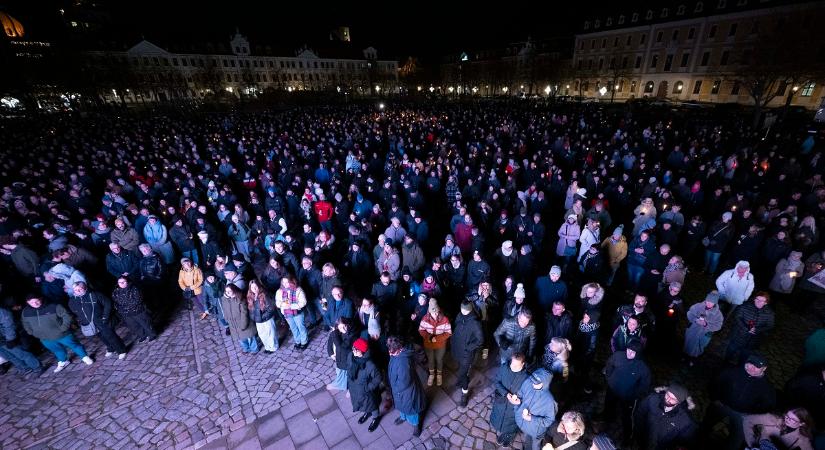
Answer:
[
  {"xmin": 544, "ymin": 86, "xmax": 551, "ymax": 94},
  {"xmin": 417, "ymin": 86, "xmax": 422, "ymax": 91},
  {"xmin": 792, "ymin": 86, "xmax": 800, "ymax": 92},
  {"xmin": 472, "ymin": 86, "xmax": 478, "ymax": 93},
  {"xmin": 502, "ymin": 87, "xmax": 509, "ymax": 93},
  {"xmin": 379, "ymin": 103, "xmax": 385, "ymax": 110},
  {"xmin": 429, "ymin": 86, "xmax": 435, "ymax": 93},
  {"xmin": 375, "ymin": 85, "xmax": 381, "ymax": 93},
  {"xmin": 448, "ymin": 86, "xmax": 454, "ymax": 93},
  {"xmin": 336, "ymin": 86, "xmax": 341, "ymax": 93}
]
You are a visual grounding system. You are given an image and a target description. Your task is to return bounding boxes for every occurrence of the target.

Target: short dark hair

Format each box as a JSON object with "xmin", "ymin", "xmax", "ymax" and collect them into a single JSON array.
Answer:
[
  {"xmin": 511, "ymin": 352, "xmax": 526, "ymax": 363},
  {"xmin": 386, "ymin": 336, "xmax": 404, "ymax": 354}
]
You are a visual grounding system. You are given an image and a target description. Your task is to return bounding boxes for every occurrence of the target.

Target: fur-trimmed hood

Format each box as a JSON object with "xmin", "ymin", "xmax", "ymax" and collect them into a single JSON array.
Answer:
[{"xmin": 579, "ymin": 283, "xmax": 605, "ymax": 307}]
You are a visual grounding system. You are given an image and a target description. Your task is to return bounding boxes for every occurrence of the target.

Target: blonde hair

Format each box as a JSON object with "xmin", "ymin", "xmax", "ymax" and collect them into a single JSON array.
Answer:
[
  {"xmin": 557, "ymin": 411, "xmax": 586, "ymax": 440},
  {"xmin": 551, "ymin": 337, "xmax": 572, "ymax": 362}
]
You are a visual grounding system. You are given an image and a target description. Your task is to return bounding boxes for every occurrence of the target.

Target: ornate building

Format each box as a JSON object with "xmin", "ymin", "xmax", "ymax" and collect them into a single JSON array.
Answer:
[
  {"xmin": 83, "ymin": 30, "xmax": 399, "ymax": 103},
  {"xmin": 573, "ymin": 0, "xmax": 825, "ymax": 108}
]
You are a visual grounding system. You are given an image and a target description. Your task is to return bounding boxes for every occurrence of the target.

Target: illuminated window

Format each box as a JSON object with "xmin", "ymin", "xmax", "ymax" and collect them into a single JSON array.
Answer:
[
  {"xmin": 644, "ymin": 81, "xmax": 655, "ymax": 93},
  {"xmin": 801, "ymin": 82, "xmax": 815, "ymax": 97}
]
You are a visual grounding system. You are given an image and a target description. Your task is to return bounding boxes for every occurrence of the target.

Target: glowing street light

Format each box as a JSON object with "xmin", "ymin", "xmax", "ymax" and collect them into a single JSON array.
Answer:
[
  {"xmin": 544, "ymin": 86, "xmax": 551, "ymax": 94},
  {"xmin": 448, "ymin": 86, "xmax": 454, "ymax": 93},
  {"xmin": 429, "ymin": 86, "xmax": 435, "ymax": 93},
  {"xmin": 502, "ymin": 87, "xmax": 509, "ymax": 93},
  {"xmin": 375, "ymin": 85, "xmax": 381, "ymax": 93},
  {"xmin": 379, "ymin": 103, "xmax": 385, "ymax": 110},
  {"xmin": 472, "ymin": 86, "xmax": 478, "ymax": 93},
  {"xmin": 336, "ymin": 86, "xmax": 341, "ymax": 93},
  {"xmin": 417, "ymin": 86, "xmax": 422, "ymax": 91},
  {"xmin": 792, "ymin": 86, "xmax": 800, "ymax": 92}
]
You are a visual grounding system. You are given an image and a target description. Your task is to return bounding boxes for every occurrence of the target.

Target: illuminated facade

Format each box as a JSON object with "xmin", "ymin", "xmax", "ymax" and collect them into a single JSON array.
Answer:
[{"xmin": 573, "ymin": 0, "xmax": 825, "ymax": 108}]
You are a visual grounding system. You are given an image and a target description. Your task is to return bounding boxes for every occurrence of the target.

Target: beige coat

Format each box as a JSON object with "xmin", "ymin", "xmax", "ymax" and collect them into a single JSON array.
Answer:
[
  {"xmin": 178, "ymin": 266, "xmax": 204, "ymax": 295},
  {"xmin": 601, "ymin": 236, "xmax": 628, "ymax": 269}
]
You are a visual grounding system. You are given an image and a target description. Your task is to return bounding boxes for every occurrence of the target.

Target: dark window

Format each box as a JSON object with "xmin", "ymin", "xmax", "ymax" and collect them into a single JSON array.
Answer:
[
  {"xmin": 731, "ymin": 81, "xmax": 740, "ymax": 95},
  {"xmin": 672, "ymin": 30, "xmax": 679, "ymax": 41},
  {"xmin": 711, "ymin": 80, "xmax": 721, "ymax": 94},
  {"xmin": 622, "ymin": 56, "xmax": 629, "ymax": 69},
  {"xmin": 640, "ymin": 34, "xmax": 646, "ymax": 44},
  {"xmin": 626, "ymin": 35, "xmax": 632, "ymax": 45},
  {"xmin": 657, "ymin": 31, "xmax": 663, "ymax": 42},
  {"xmin": 172, "ymin": 58, "xmax": 178, "ymax": 66},
  {"xmin": 728, "ymin": 23, "xmax": 737, "ymax": 37},
  {"xmin": 578, "ymin": 60, "xmax": 583, "ymax": 69},
  {"xmin": 709, "ymin": 25, "xmax": 717, "ymax": 38},
  {"xmin": 688, "ymin": 27, "xmax": 695, "ymax": 39},
  {"xmin": 644, "ymin": 81, "xmax": 655, "ymax": 93},
  {"xmin": 681, "ymin": 53, "xmax": 690, "ymax": 67},
  {"xmin": 693, "ymin": 80, "xmax": 702, "ymax": 94},
  {"xmin": 602, "ymin": 39, "xmax": 607, "ymax": 49},
  {"xmin": 614, "ymin": 37, "xmax": 619, "ymax": 47},
  {"xmin": 664, "ymin": 54, "xmax": 673, "ymax": 71},
  {"xmin": 598, "ymin": 59, "xmax": 604, "ymax": 70},
  {"xmin": 591, "ymin": 40, "xmax": 596, "ymax": 49},
  {"xmin": 720, "ymin": 51, "xmax": 730, "ymax": 65},
  {"xmin": 650, "ymin": 55, "xmax": 659, "ymax": 68},
  {"xmin": 700, "ymin": 51, "xmax": 710, "ymax": 66},
  {"xmin": 635, "ymin": 56, "xmax": 642, "ymax": 68}
]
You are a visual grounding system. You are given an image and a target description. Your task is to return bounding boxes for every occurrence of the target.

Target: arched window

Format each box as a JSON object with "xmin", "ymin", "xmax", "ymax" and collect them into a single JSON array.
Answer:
[
  {"xmin": 673, "ymin": 81, "xmax": 684, "ymax": 93},
  {"xmin": 644, "ymin": 81, "xmax": 655, "ymax": 93}
]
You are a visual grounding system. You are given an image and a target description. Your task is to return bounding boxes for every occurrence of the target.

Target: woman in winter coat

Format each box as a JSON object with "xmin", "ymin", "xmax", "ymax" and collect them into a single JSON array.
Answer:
[
  {"xmin": 111, "ymin": 277, "xmax": 156, "ymax": 342},
  {"xmin": 545, "ymin": 411, "xmax": 588, "ymax": 450},
  {"xmin": 579, "ymin": 282, "xmax": 605, "ymax": 316},
  {"xmin": 632, "ymin": 198, "xmax": 658, "ymax": 237},
  {"xmin": 556, "ymin": 214, "xmax": 581, "ymax": 267},
  {"xmin": 178, "ymin": 258, "xmax": 207, "ymax": 319},
  {"xmin": 661, "ymin": 255, "xmax": 687, "ymax": 290},
  {"xmin": 578, "ymin": 218, "xmax": 601, "ymax": 261},
  {"xmin": 227, "ymin": 214, "xmax": 252, "ymax": 261},
  {"xmin": 542, "ymin": 337, "xmax": 572, "ymax": 399},
  {"xmin": 275, "ymin": 276, "xmax": 309, "ymax": 349},
  {"xmin": 769, "ymin": 250, "xmax": 804, "ymax": 300},
  {"xmin": 601, "ymin": 226, "xmax": 628, "ymax": 286},
  {"xmin": 220, "ymin": 284, "xmax": 258, "ymax": 354},
  {"xmin": 326, "ymin": 317, "xmax": 358, "ymax": 391},
  {"xmin": 387, "ymin": 336, "xmax": 427, "ymax": 436},
  {"xmin": 418, "ymin": 298, "xmax": 452, "ymax": 387},
  {"xmin": 683, "ymin": 291, "xmax": 724, "ymax": 363},
  {"xmin": 143, "ymin": 215, "xmax": 175, "ymax": 264},
  {"xmin": 610, "ymin": 315, "xmax": 647, "ymax": 353},
  {"xmin": 742, "ymin": 407, "xmax": 815, "ymax": 450},
  {"xmin": 347, "ymin": 338, "xmax": 383, "ymax": 432},
  {"xmin": 247, "ymin": 279, "xmax": 278, "ymax": 353}
]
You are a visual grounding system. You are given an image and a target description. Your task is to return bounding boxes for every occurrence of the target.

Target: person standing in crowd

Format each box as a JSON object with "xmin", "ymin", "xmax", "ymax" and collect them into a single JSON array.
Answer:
[
  {"xmin": 247, "ymin": 279, "xmax": 278, "ymax": 353},
  {"xmin": 703, "ymin": 353, "xmax": 777, "ymax": 450},
  {"xmin": 69, "ymin": 281, "xmax": 127, "ymax": 360},
  {"xmin": 627, "ymin": 230, "xmax": 655, "ymax": 292},
  {"xmin": 495, "ymin": 309, "xmax": 537, "ymax": 365},
  {"xmin": 451, "ymin": 300, "xmax": 482, "ymax": 406},
  {"xmin": 143, "ymin": 215, "xmax": 175, "ymax": 265},
  {"xmin": 725, "ymin": 292, "xmax": 775, "ymax": 364},
  {"xmin": 418, "ymin": 298, "xmax": 451, "ymax": 387},
  {"xmin": 704, "ymin": 212, "xmax": 734, "ymax": 276},
  {"xmin": 602, "ymin": 339, "xmax": 651, "ymax": 444},
  {"xmin": 742, "ymin": 407, "xmax": 815, "ymax": 450},
  {"xmin": 347, "ymin": 337, "xmax": 383, "ymax": 432},
  {"xmin": 111, "ymin": 276, "xmax": 156, "ymax": 343},
  {"xmin": 326, "ymin": 317, "xmax": 357, "ymax": 391},
  {"xmin": 634, "ymin": 384, "xmax": 698, "ymax": 450},
  {"xmin": 275, "ymin": 276, "xmax": 309, "ymax": 350},
  {"xmin": 545, "ymin": 410, "xmax": 588, "ymax": 450},
  {"xmin": 683, "ymin": 291, "xmax": 724, "ymax": 365},
  {"xmin": 221, "ymin": 284, "xmax": 258, "ymax": 354},
  {"xmin": 768, "ymin": 250, "xmax": 804, "ymax": 303},
  {"xmin": 178, "ymin": 258, "xmax": 208, "ymax": 319},
  {"xmin": 716, "ymin": 260, "xmax": 755, "ymax": 313},
  {"xmin": 601, "ymin": 226, "xmax": 627, "ymax": 287},
  {"xmin": 556, "ymin": 214, "xmax": 581, "ymax": 271},
  {"xmin": 387, "ymin": 335, "xmax": 427, "ymax": 437},
  {"xmin": 21, "ymin": 294, "xmax": 93, "ymax": 372},
  {"xmin": 514, "ymin": 368, "xmax": 557, "ymax": 450},
  {"xmin": 490, "ymin": 353, "xmax": 530, "ymax": 447},
  {"xmin": 0, "ymin": 303, "xmax": 41, "ymax": 374}
]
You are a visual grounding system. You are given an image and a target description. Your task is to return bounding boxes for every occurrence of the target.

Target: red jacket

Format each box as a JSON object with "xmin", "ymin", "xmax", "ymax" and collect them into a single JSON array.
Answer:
[{"xmin": 314, "ymin": 201, "xmax": 333, "ymax": 222}]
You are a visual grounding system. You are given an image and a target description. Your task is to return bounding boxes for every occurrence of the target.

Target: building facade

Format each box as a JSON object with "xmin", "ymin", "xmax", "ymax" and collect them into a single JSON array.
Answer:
[
  {"xmin": 84, "ymin": 30, "xmax": 399, "ymax": 103},
  {"xmin": 438, "ymin": 37, "xmax": 573, "ymax": 97},
  {"xmin": 573, "ymin": 0, "xmax": 825, "ymax": 108}
]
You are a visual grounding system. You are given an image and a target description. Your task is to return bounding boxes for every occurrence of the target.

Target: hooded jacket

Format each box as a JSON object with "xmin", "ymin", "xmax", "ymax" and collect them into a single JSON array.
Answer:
[
  {"xmin": 514, "ymin": 369, "xmax": 558, "ymax": 437},
  {"xmin": 604, "ymin": 351, "xmax": 652, "ymax": 401},
  {"xmin": 634, "ymin": 389, "xmax": 698, "ymax": 450},
  {"xmin": 715, "ymin": 261, "xmax": 755, "ymax": 306}
]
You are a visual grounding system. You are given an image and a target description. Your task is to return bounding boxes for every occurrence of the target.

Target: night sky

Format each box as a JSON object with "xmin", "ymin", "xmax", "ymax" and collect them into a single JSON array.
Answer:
[{"xmin": 2, "ymin": 0, "xmax": 600, "ymax": 59}]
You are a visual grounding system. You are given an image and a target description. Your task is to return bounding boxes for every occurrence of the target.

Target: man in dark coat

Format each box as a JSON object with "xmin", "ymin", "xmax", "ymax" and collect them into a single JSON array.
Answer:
[
  {"xmin": 701, "ymin": 353, "xmax": 776, "ymax": 450},
  {"xmin": 348, "ymin": 338, "xmax": 383, "ymax": 432},
  {"xmin": 602, "ymin": 339, "xmax": 652, "ymax": 444},
  {"xmin": 451, "ymin": 301, "xmax": 483, "ymax": 407},
  {"xmin": 634, "ymin": 384, "xmax": 698, "ymax": 450},
  {"xmin": 494, "ymin": 309, "xmax": 538, "ymax": 364},
  {"xmin": 387, "ymin": 336, "xmax": 427, "ymax": 436},
  {"xmin": 105, "ymin": 243, "xmax": 139, "ymax": 282},
  {"xmin": 489, "ymin": 353, "xmax": 530, "ymax": 447},
  {"xmin": 533, "ymin": 266, "xmax": 568, "ymax": 316},
  {"xmin": 68, "ymin": 281, "xmax": 127, "ymax": 358},
  {"xmin": 321, "ymin": 286, "xmax": 355, "ymax": 331},
  {"xmin": 724, "ymin": 292, "xmax": 775, "ymax": 365},
  {"xmin": 545, "ymin": 301, "xmax": 574, "ymax": 344}
]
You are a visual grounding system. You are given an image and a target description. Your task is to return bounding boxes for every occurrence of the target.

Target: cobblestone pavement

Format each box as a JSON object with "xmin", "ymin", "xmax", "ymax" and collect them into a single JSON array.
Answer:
[{"xmin": 2, "ymin": 271, "xmax": 822, "ymax": 450}]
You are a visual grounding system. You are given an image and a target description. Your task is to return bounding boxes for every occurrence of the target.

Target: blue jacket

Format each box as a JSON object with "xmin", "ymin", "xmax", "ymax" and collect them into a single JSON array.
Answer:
[
  {"xmin": 514, "ymin": 369, "xmax": 558, "ymax": 437},
  {"xmin": 388, "ymin": 347, "xmax": 427, "ymax": 415}
]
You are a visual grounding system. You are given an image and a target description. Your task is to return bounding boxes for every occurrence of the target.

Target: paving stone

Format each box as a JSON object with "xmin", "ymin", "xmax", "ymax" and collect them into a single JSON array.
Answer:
[
  {"xmin": 255, "ymin": 410, "xmax": 287, "ymax": 445},
  {"xmin": 316, "ymin": 409, "xmax": 351, "ymax": 447},
  {"xmin": 280, "ymin": 397, "xmax": 309, "ymax": 420},
  {"xmin": 329, "ymin": 436, "xmax": 361, "ymax": 450},
  {"xmin": 305, "ymin": 389, "xmax": 336, "ymax": 417},
  {"xmin": 261, "ymin": 435, "xmax": 295, "ymax": 450},
  {"xmin": 296, "ymin": 435, "xmax": 328, "ymax": 450},
  {"xmin": 285, "ymin": 410, "xmax": 321, "ymax": 445}
]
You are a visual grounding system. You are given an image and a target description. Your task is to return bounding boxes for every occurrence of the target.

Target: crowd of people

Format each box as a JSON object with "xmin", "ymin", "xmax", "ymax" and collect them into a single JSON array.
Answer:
[{"xmin": 0, "ymin": 100, "xmax": 824, "ymax": 449}]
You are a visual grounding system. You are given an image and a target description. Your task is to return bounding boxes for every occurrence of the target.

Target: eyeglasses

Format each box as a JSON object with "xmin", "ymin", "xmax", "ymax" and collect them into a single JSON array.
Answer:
[{"xmin": 785, "ymin": 414, "xmax": 800, "ymax": 424}]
